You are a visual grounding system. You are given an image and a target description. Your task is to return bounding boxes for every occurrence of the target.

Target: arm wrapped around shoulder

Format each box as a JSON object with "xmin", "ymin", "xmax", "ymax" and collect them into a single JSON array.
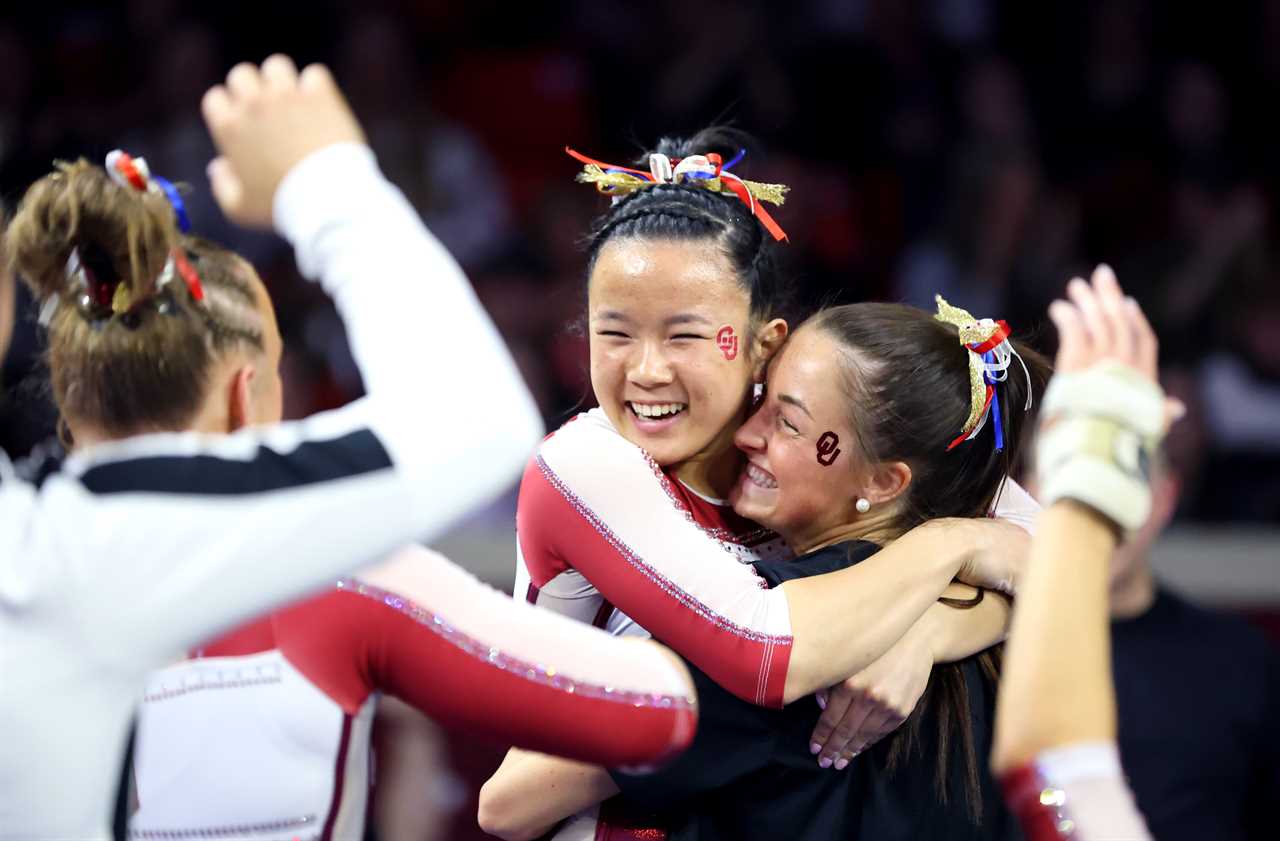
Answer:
[{"xmin": 1034, "ymin": 361, "xmax": 1167, "ymax": 533}]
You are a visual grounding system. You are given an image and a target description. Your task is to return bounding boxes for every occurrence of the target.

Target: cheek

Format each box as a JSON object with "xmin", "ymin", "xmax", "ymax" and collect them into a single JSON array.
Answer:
[
  {"xmin": 588, "ymin": 344, "xmax": 624, "ymax": 390},
  {"xmin": 778, "ymin": 440, "xmax": 850, "ymax": 511}
]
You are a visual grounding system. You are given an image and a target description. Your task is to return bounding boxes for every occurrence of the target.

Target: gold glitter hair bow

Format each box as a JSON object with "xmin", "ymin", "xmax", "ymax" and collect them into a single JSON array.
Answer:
[
  {"xmin": 933, "ymin": 295, "xmax": 1032, "ymax": 452},
  {"xmin": 565, "ymin": 146, "xmax": 791, "ymax": 241}
]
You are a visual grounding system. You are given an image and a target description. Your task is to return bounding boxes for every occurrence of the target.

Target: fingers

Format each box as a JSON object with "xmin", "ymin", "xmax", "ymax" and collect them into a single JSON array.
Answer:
[
  {"xmin": 260, "ymin": 53, "xmax": 299, "ymax": 91},
  {"xmin": 1092, "ymin": 264, "xmax": 1134, "ymax": 364},
  {"xmin": 1126, "ymin": 296, "xmax": 1159, "ymax": 378},
  {"xmin": 225, "ymin": 62, "xmax": 263, "ymax": 102},
  {"xmin": 201, "ymin": 85, "xmax": 235, "ymax": 142},
  {"xmin": 817, "ymin": 696, "xmax": 875, "ymax": 770},
  {"xmin": 205, "ymin": 156, "xmax": 243, "ymax": 217},
  {"xmin": 1048, "ymin": 299, "xmax": 1088, "ymax": 372},
  {"xmin": 299, "ymin": 62, "xmax": 337, "ymax": 94},
  {"xmin": 809, "ymin": 685, "xmax": 853, "ymax": 759},
  {"xmin": 1067, "ymin": 274, "xmax": 1112, "ymax": 351}
]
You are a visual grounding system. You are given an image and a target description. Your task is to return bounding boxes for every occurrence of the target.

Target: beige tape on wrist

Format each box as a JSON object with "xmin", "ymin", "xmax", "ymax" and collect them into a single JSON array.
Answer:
[{"xmin": 1035, "ymin": 362, "xmax": 1166, "ymax": 532}]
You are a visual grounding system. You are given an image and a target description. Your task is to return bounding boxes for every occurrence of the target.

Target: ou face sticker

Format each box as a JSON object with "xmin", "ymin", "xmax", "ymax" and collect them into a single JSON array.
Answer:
[
  {"xmin": 715, "ymin": 325, "xmax": 739, "ymax": 361},
  {"xmin": 816, "ymin": 431, "xmax": 841, "ymax": 466}
]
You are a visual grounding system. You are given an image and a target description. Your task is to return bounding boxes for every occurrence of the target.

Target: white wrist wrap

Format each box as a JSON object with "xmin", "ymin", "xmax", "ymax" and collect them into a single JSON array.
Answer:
[{"xmin": 1035, "ymin": 362, "xmax": 1166, "ymax": 532}]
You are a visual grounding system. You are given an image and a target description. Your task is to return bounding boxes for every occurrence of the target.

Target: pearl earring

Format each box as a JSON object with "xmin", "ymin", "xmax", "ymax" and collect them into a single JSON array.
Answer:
[{"xmin": 856, "ymin": 498, "xmax": 871, "ymax": 514}]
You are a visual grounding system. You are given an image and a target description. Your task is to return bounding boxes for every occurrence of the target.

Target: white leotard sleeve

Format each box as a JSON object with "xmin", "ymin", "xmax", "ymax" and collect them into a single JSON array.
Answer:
[{"xmin": 10, "ymin": 143, "xmax": 544, "ymax": 664}]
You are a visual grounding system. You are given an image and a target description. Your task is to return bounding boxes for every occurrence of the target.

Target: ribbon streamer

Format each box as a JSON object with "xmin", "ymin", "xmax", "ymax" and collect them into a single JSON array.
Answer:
[
  {"xmin": 566, "ymin": 146, "xmax": 790, "ymax": 241},
  {"xmin": 935, "ymin": 295, "xmax": 1033, "ymax": 452}
]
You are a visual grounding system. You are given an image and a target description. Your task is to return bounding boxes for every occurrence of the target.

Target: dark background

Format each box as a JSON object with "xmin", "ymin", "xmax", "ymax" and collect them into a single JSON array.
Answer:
[
  {"xmin": 2, "ymin": 3, "xmax": 1278, "ymax": 837},
  {"xmin": 3, "ymin": 0, "xmax": 1280, "ymax": 523}
]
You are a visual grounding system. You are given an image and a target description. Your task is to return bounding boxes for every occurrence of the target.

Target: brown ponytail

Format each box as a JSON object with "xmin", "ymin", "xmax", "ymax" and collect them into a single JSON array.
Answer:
[
  {"xmin": 812, "ymin": 302, "xmax": 1051, "ymax": 823},
  {"xmin": 4, "ymin": 159, "xmax": 267, "ymax": 439}
]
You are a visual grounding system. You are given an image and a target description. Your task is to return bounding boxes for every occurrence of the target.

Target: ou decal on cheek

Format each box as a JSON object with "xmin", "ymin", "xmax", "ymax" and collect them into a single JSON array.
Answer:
[
  {"xmin": 715, "ymin": 325, "xmax": 739, "ymax": 361},
  {"xmin": 816, "ymin": 431, "xmax": 841, "ymax": 466}
]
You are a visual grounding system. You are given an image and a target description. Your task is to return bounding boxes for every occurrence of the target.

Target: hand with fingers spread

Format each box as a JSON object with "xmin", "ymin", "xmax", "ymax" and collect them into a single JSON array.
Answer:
[
  {"xmin": 1037, "ymin": 265, "xmax": 1179, "ymax": 532},
  {"xmin": 201, "ymin": 55, "xmax": 366, "ymax": 228},
  {"xmin": 809, "ymin": 628, "xmax": 932, "ymax": 770},
  {"xmin": 1051, "ymin": 264, "xmax": 1159, "ymax": 380}
]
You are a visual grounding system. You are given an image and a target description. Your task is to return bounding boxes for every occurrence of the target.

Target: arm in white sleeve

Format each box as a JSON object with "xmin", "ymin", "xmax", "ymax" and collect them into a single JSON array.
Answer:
[
  {"xmin": 273, "ymin": 142, "xmax": 544, "ymax": 527},
  {"xmin": 40, "ymin": 143, "xmax": 541, "ymax": 661}
]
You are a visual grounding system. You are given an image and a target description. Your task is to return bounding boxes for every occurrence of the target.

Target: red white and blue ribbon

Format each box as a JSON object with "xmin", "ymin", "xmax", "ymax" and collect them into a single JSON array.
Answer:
[
  {"xmin": 566, "ymin": 146, "xmax": 790, "ymax": 242},
  {"xmin": 104, "ymin": 150, "xmax": 202, "ymax": 302}
]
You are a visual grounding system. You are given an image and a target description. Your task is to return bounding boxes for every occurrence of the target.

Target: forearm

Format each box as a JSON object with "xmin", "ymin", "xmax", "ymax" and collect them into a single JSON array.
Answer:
[
  {"xmin": 781, "ymin": 521, "xmax": 975, "ymax": 703},
  {"xmin": 350, "ymin": 547, "xmax": 697, "ymax": 769},
  {"xmin": 992, "ymin": 502, "xmax": 1118, "ymax": 772},
  {"xmin": 922, "ymin": 585, "xmax": 1012, "ymax": 663},
  {"xmin": 478, "ymin": 749, "xmax": 619, "ymax": 841},
  {"xmin": 275, "ymin": 143, "xmax": 543, "ymax": 538}
]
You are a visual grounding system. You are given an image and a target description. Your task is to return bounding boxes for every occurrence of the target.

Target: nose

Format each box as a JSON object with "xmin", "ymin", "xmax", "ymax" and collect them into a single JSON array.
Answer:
[
  {"xmin": 735, "ymin": 403, "xmax": 768, "ymax": 455},
  {"xmin": 628, "ymin": 340, "xmax": 674, "ymax": 388}
]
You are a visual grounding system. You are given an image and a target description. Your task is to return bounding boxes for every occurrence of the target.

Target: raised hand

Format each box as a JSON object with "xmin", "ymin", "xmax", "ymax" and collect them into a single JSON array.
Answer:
[{"xmin": 201, "ymin": 55, "xmax": 366, "ymax": 228}]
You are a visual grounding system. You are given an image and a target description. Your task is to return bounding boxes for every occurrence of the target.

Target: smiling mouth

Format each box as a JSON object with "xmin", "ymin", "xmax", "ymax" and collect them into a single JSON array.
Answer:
[
  {"xmin": 627, "ymin": 401, "xmax": 688, "ymax": 420},
  {"xmin": 745, "ymin": 462, "xmax": 777, "ymax": 489}
]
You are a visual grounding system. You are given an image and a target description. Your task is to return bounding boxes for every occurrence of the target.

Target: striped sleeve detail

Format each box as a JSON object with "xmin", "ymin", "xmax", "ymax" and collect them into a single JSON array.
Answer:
[
  {"xmin": 279, "ymin": 546, "xmax": 697, "ymax": 769},
  {"xmin": 517, "ymin": 412, "xmax": 793, "ymax": 708}
]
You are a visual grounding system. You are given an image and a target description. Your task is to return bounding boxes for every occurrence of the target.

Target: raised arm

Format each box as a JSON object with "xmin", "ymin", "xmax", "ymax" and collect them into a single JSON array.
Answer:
[
  {"xmin": 992, "ymin": 265, "xmax": 1162, "ymax": 841},
  {"xmin": 520, "ymin": 410, "xmax": 1025, "ymax": 707},
  {"xmin": 56, "ymin": 57, "xmax": 541, "ymax": 661}
]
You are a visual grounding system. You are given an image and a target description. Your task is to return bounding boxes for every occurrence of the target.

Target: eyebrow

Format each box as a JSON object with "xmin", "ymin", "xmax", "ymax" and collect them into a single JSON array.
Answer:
[
  {"xmin": 777, "ymin": 393, "xmax": 813, "ymax": 419},
  {"xmin": 594, "ymin": 311, "xmax": 715, "ymax": 328}
]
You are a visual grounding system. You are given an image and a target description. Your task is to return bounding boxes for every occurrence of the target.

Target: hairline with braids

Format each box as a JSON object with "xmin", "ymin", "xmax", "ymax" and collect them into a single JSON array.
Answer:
[{"xmin": 4, "ymin": 158, "xmax": 271, "ymax": 440}]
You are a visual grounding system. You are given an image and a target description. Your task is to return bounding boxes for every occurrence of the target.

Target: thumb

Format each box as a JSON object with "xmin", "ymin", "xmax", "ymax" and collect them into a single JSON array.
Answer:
[
  {"xmin": 1164, "ymin": 397, "xmax": 1187, "ymax": 431},
  {"xmin": 207, "ymin": 156, "xmax": 245, "ymax": 219}
]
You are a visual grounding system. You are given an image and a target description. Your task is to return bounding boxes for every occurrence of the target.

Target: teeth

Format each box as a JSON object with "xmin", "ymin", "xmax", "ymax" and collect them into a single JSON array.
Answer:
[
  {"xmin": 746, "ymin": 463, "xmax": 777, "ymax": 489},
  {"xmin": 629, "ymin": 402, "xmax": 687, "ymax": 419}
]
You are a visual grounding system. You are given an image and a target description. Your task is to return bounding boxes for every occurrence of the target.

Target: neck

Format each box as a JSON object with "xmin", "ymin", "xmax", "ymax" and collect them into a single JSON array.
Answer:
[
  {"xmin": 1109, "ymin": 554, "xmax": 1156, "ymax": 619},
  {"xmin": 671, "ymin": 404, "xmax": 750, "ymax": 499},
  {"xmin": 673, "ymin": 442, "xmax": 743, "ymax": 500},
  {"xmin": 65, "ymin": 423, "xmax": 117, "ymax": 451},
  {"xmin": 786, "ymin": 513, "xmax": 902, "ymax": 557}
]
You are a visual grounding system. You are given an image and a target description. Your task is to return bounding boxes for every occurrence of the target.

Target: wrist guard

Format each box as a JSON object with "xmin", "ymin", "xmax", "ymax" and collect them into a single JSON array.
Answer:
[{"xmin": 1035, "ymin": 361, "xmax": 1166, "ymax": 532}]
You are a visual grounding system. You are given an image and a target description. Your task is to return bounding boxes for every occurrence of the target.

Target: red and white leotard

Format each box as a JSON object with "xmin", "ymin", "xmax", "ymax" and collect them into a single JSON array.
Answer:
[
  {"xmin": 131, "ymin": 546, "xmax": 696, "ymax": 840},
  {"xmin": 517, "ymin": 408, "xmax": 1041, "ymax": 708},
  {"xmin": 1001, "ymin": 742, "xmax": 1152, "ymax": 841}
]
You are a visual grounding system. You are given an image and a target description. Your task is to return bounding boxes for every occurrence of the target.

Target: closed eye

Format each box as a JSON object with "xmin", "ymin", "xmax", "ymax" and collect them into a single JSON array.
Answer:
[
  {"xmin": 596, "ymin": 330, "xmax": 630, "ymax": 338},
  {"xmin": 672, "ymin": 333, "xmax": 708, "ymax": 341},
  {"xmin": 779, "ymin": 415, "xmax": 800, "ymax": 433}
]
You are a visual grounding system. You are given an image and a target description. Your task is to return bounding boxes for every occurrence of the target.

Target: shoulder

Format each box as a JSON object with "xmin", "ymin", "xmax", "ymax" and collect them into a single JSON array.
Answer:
[{"xmin": 540, "ymin": 409, "xmax": 632, "ymax": 458}]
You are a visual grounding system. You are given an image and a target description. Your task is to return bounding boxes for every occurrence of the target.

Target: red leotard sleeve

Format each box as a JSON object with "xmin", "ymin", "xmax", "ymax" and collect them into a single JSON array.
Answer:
[
  {"xmin": 274, "ymin": 546, "xmax": 696, "ymax": 769},
  {"xmin": 518, "ymin": 411, "xmax": 794, "ymax": 708}
]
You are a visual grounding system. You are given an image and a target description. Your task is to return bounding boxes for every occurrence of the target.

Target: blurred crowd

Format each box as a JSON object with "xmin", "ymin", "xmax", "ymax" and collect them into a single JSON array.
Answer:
[{"xmin": 3, "ymin": 0, "xmax": 1279, "ymax": 522}]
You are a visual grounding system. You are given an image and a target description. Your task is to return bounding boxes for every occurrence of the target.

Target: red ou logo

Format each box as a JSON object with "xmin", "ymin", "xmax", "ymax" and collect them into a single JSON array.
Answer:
[
  {"xmin": 716, "ymin": 325, "xmax": 739, "ymax": 361},
  {"xmin": 816, "ymin": 431, "xmax": 841, "ymax": 466}
]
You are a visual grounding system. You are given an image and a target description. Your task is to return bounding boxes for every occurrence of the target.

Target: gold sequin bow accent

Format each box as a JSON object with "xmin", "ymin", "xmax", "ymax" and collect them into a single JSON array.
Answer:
[
  {"xmin": 565, "ymin": 146, "xmax": 791, "ymax": 241},
  {"xmin": 933, "ymin": 295, "xmax": 1031, "ymax": 451}
]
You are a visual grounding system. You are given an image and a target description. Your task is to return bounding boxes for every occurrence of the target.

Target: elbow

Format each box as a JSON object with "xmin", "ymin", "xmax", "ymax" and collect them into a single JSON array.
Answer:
[{"xmin": 476, "ymin": 779, "xmax": 547, "ymax": 841}]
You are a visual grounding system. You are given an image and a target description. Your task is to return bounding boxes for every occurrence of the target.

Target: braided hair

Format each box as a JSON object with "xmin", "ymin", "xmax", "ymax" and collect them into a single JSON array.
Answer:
[{"xmin": 584, "ymin": 128, "xmax": 790, "ymax": 324}]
